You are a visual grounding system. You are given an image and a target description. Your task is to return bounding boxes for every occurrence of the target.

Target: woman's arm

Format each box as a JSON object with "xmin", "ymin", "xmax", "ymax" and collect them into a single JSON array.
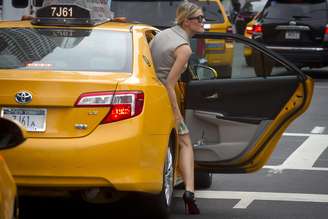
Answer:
[{"xmin": 164, "ymin": 44, "xmax": 192, "ymax": 124}]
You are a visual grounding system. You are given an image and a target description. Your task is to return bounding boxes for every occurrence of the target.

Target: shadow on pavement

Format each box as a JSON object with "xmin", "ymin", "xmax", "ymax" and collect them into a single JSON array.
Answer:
[{"xmin": 19, "ymin": 194, "xmax": 153, "ymax": 219}]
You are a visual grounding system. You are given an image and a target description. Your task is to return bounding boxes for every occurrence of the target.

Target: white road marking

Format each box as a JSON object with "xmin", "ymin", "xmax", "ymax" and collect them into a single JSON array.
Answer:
[
  {"xmin": 264, "ymin": 133, "xmax": 328, "ymax": 171},
  {"xmin": 283, "ymin": 132, "xmax": 312, "ymax": 137},
  {"xmin": 174, "ymin": 191, "xmax": 328, "ymax": 209},
  {"xmin": 316, "ymin": 86, "xmax": 328, "ymax": 89},
  {"xmin": 311, "ymin": 126, "xmax": 326, "ymax": 134}
]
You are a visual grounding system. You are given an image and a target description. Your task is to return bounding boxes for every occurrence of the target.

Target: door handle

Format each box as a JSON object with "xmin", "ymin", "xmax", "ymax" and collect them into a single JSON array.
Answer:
[{"xmin": 204, "ymin": 92, "xmax": 219, "ymax": 100}]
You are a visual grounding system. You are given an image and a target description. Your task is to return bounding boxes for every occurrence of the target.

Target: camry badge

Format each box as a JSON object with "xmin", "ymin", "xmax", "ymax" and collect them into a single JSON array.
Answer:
[{"xmin": 15, "ymin": 91, "xmax": 33, "ymax": 104}]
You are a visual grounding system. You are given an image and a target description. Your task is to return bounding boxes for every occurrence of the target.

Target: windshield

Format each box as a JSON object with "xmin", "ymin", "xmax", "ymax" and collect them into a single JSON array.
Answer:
[
  {"xmin": 0, "ymin": 28, "xmax": 132, "ymax": 72},
  {"xmin": 263, "ymin": 0, "xmax": 327, "ymax": 20}
]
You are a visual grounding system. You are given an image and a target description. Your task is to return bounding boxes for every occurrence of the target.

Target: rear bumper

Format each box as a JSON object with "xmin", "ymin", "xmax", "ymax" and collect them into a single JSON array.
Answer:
[
  {"xmin": 1, "ymin": 118, "xmax": 169, "ymax": 193},
  {"xmin": 266, "ymin": 46, "xmax": 328, "ymax": 67}
]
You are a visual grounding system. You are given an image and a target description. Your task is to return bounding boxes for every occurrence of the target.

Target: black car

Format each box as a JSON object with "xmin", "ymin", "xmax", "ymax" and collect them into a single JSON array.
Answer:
[
  {"xmin": 253, "ymin": 0, "xmax": 328, "ymax": 69},
  {"xmin": 235, "ymin": 0, "xmax": 267, "ymax": 34}
]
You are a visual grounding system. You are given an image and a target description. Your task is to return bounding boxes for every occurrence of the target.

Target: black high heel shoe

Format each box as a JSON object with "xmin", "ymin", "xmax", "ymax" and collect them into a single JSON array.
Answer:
[{"xmin": 183, "ymin": 191, "xmax": 200, "ymax": 215}]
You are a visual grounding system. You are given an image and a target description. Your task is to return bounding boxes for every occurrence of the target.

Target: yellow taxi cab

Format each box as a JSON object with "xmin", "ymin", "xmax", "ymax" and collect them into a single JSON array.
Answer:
[
  {"xmin": 0, "ymin": 0, "xmax": 314, "ymax": 218},
  {"xmin": 0, "ymin": 118, "xmax": 26, "ymax": 219}
]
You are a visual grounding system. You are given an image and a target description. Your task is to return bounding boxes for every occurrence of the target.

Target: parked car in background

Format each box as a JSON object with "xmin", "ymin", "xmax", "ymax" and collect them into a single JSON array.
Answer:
[
  {"xmin": 0, "ymin": 118, "xmax": 25, "ymax": 219},
  {"xmin": 253, "ymin": 0, "xmax": 328, "ymax": 70},
  {"xmin": 235, "ymin": 0, "xmax": 267, "ymax": 34}
]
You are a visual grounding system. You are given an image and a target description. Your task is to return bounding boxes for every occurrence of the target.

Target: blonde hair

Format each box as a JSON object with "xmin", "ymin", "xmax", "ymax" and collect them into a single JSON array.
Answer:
[{"xmin": 175, "ymin": 1, "xmax": 202, "ymax": 26}]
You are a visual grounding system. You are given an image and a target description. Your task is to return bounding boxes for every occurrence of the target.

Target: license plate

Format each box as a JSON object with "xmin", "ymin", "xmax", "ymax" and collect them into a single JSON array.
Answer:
[
  {"xmin": 1, "ymin": 108, "xmax": 47, "ymax": 132},
  {"xmin": 285, "ymin": 31, "xmax": 300, "ymax": 40}
]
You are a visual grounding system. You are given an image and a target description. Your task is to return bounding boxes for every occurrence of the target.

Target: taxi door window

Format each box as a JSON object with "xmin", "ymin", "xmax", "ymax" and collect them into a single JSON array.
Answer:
[{"xmin": 189, "ymin": 37, "xmax": 298, "ymax": 79}]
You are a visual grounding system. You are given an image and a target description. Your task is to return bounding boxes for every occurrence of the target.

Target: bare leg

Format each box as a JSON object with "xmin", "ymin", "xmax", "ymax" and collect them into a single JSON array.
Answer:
[{"xmin": 179, "ymin": 133, "xmax": 195, "ymax": 192}]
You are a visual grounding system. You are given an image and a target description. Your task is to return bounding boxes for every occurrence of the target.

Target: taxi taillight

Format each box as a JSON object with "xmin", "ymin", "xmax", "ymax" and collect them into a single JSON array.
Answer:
[
  {"xmin": 75, "ymin": 91, "xmax": 144, "ymax": 123},
  {"xmin": 324, "ymin": 25, "xmax": 328, "ymax": 42}
]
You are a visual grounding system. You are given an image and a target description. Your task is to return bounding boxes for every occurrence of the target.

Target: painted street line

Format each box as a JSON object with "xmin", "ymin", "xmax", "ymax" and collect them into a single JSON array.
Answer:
[
  {"xmin": 315, "ymin": 86, "xmax": 328, "ymax": 89},
  {"xmin": 264, "ymin": 134, "xmax": 328, "ymax": 172},
  {"xmin": 282, "ymin": 132, "xmax": 327, "ymax": 137},
  {"xmin": 174, "ymin": 191, "xmax": 328, "ymax": 209},
  {"xmin": 311, "ymin": 126, "xmax": 326, "ymax": 134}
]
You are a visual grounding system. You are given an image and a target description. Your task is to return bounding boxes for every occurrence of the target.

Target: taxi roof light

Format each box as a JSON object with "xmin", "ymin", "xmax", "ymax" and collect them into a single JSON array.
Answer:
[{"xmin": 32, "ymin": 0, "xmax": 114, "ymax": 27}]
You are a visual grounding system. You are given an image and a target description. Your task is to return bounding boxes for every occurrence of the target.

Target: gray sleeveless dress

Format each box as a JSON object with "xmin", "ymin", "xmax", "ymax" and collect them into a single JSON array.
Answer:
[
  {"xmin": 150, "ymin": 25, "xmax": 190, "ymax": 81},
  {"xmin": 150, "ymin": 25, "xmax": 190, "ymax": 135}
]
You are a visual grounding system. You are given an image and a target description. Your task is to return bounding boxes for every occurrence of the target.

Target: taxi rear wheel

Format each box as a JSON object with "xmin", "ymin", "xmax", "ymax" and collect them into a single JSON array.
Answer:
[
  {"xmin": 142, "ymin": 138, "xmax": 175, "ymax": 219},
  {"xmin": 195, "ymin": 171, "xmax": 212, "ymax": 189}
]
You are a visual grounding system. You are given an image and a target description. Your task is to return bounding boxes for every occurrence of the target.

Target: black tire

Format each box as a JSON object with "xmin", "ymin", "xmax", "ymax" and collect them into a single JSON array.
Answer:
[
  {"xmin": 143, "ymin": 139, "xmax": 175, "ymax": 219},
  {"xmin": 195, "ymin": 171, "xmax": 212, "ymax": 189}
]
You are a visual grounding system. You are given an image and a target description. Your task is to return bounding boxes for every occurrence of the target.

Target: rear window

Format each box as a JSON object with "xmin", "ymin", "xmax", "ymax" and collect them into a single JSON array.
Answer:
[
  {"xmin": 0, "ymin": 28, "xmax": 132, "ymax": 72},
  {"xmin": 263, "ymin": 0, "xmax": 328, "ymax": 20},
  {"xmin": 242, "ymin": 0, "xmax": 267, "ymax": 13}
]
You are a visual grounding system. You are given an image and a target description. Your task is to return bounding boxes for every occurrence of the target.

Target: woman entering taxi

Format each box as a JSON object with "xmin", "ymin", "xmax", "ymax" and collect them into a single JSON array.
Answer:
[{"xmin": 150, "ymin": 1, "xmax": 205, "ymax": 215}]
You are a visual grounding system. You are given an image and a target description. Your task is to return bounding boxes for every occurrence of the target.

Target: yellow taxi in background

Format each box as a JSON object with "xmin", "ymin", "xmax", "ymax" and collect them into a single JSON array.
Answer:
[
  {"xmin": 0, "ymin": 118, "xmax": 25, "ymax": 219},
  {"xmin": 192, "ymin": 0, "xmax": 234, "ymax": 78},
  {"xmin": 0, "ymin": 1, "xmax": 314, "ymax": 218}
]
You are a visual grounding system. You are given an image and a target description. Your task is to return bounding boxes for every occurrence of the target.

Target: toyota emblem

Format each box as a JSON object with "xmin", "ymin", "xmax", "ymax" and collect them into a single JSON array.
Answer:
[{"xmin": 15, "ymin": 91, "xmax": 33, "ymax": 104}]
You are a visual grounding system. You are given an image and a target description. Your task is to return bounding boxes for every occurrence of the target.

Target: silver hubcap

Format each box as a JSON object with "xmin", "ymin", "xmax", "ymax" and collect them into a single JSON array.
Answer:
[{"xmin": 164, "ymin": 147, "xmax": 174, "ymax": 206}]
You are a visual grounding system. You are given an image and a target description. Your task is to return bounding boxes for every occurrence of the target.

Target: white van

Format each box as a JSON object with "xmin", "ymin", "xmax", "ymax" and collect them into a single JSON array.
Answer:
[{"xmin": 1, "ymin": 0, "xmax": 43, "ymax": 20}]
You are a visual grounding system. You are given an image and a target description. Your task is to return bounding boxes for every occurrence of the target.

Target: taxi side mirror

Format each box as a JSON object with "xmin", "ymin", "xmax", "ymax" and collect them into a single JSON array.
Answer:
[
  {"xmin": 194, "ymin": 64, "xmax": 218, "ymax": 80},
  {"xmin": 0, "ymin": 118, "xmax": 26, "ymax": 150}
]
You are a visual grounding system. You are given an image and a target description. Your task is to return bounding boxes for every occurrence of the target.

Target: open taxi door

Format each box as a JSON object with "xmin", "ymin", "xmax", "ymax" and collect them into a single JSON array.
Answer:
[{"xmin": 185, "ymin": 33, "xmax": 313, "ymax": 173}]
